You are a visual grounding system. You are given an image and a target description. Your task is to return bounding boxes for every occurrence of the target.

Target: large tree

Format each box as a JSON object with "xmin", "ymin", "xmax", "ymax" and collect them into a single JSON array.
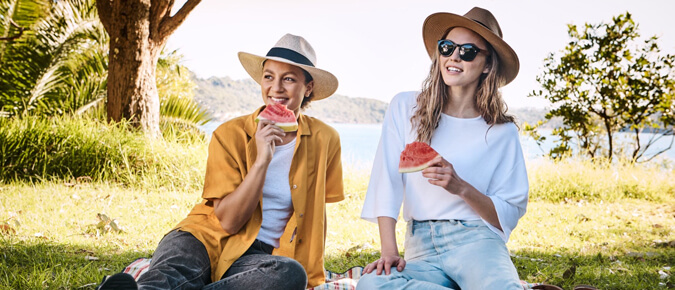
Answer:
[
  {"xmin": 528, "ymin": 13, "xmax": 675, "ymax": 162},
  {"xmin": 96, "ymin": 0, "xmax": 201, "ymax": 137}
]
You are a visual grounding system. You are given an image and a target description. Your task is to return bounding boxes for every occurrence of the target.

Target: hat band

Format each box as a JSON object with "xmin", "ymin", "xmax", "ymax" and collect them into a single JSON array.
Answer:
[
  {"xmin": 266, "ymin": 47, "xmax": 315, "ymax": 67},
  {"xmin": 471, "ymin": 19, "xmax": 495, "ymax": 35}
]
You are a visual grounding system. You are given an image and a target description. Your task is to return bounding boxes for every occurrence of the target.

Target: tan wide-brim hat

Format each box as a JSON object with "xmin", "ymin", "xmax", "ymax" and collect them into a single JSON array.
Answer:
[
  {"xmin": 238, "ymin": 33, "xmax": 339, "ymax": 101},
  {"xmin": 423, "ymin": 7, "xmax": 520, "ymax": 85}
]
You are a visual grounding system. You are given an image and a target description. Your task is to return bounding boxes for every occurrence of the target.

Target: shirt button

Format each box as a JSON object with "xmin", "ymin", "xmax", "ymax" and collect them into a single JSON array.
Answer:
[
  {"xmin": 299, "ymin": 213, "xmax": 304, "ymax": 218},
  {"xmin": 292, "ymin": 185, "xmax": 297, "ymax": 189},
  {"xmin": 298, "ymin": 238, "xmax": 302, "ymax": 244}
]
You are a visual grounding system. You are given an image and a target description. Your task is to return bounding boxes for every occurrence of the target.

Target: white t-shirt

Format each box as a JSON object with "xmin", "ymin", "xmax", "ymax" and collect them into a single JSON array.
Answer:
[
  {"xmin": 360, "ymin": 91, "xmax": 529, "ymax": 242},
  {"xmin": 257, "ymin": 138, "xmax": 296, "ymax": 248}
]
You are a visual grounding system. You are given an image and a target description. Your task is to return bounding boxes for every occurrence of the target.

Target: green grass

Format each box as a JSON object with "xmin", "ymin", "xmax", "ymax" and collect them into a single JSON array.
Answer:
[{"xmin": 1, "ymin": 162, "xmax": 673, "ymax": 289}]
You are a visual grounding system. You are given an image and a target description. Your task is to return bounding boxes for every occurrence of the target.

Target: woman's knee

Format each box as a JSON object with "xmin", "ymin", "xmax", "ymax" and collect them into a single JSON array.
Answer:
[
  {"xmin": 355, "ymin": 272, "xmax": 388, "ymax": 290},
  {"xmin": 271, "ymin": 257, "xmax": 307, "ymax": 289}
]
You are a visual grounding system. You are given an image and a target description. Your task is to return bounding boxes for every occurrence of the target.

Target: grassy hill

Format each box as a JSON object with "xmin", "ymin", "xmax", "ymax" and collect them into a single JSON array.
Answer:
[
  {"xmin": 193, "ymin": 75, "xmax": 554, "ymax": 126},
  {"xmin": 193, "ymin": 76, "xmax": 387, "ymax": 124}
]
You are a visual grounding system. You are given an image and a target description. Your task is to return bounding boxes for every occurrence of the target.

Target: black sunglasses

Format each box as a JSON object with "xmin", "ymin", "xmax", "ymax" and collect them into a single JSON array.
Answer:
[{"xmin": 437, "ymin": 39, "xmax": 488, "ymax": 62}]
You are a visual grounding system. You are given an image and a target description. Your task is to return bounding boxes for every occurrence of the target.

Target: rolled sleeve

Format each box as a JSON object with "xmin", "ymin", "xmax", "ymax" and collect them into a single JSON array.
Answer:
[
  {"xmin": 485, "ymin": 141, "xmax": 529, "ymax": 242},
  {"xmin": 361, "ymin": 93, "xmax": 409, "ymax": 223}
]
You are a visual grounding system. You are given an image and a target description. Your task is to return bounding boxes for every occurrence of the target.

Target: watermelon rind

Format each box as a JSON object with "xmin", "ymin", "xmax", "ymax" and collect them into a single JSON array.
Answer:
[
  {"xmin": 255, "ymin": 104, "xmax": 298, "ymax": 132},
  {"xmin": 398, "ymin": 155, "xmax": 440, "ymax": 173},
  {"xmin": 255, "ymin": 115, "xmax": 298, "ymax": 132}
]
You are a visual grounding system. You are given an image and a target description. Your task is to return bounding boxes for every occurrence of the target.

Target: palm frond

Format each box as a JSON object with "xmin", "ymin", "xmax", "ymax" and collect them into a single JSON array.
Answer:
[
  {"xmin": 157, "ymin": 49, "xmax": 211, "ymax": 126},
  {"xmin": 0, "ymin": 0, "xmax": 50, "ymax": 40},
  {"xmin": 160, "ymin": 93, "xmax": 212, "ymax": 126},
  {"xmin": 0, "ymin": 0, "xmax": 108, "ymax": 117}
]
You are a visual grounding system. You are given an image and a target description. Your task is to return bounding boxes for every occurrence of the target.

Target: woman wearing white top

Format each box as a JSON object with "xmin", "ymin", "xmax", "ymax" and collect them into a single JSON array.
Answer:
[{"xmin": 358, "ymin": 7, "xmax": 528, "ymax": 290}]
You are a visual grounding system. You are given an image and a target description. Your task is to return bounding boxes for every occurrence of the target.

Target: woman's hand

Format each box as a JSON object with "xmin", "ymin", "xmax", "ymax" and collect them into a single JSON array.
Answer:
[
  {"xmin": 422, "ymin": 156, "xmax": 468, "ymax": 196},
  {"xmin": 423, "ymin": 156, "xmax": 504, "ymax": 230},
  {"xmin": 254, "ymin": 119, "xmax": 285, "ymax": 166},
  {"xmin": 363, "ymin": 254, "xmax": 406, "ymax": 275}
]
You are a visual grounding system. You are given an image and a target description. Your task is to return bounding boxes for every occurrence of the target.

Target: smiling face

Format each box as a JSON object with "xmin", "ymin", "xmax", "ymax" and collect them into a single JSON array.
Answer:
[
  {"xmin": 439, "ymin": 27, "xmax": 490, "ymax": 90},
  {"xmin": 261, "ymin": 60, "xmax": 314, "ymax": 117}
]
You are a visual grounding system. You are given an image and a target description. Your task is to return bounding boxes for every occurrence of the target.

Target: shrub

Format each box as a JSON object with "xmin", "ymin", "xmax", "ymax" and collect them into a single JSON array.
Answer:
[{"xmin": 0, "ymin": 116, "xmax": 207, "ymax": 189}]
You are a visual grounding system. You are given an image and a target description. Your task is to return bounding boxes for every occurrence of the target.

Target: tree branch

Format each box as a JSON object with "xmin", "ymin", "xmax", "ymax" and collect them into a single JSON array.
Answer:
[
  {"xmin": 96, "ymin": 0, "xmax": 114, "ymax": 31},
  {"xmin": 150, "ymin": 0, "xmax": 171, "ymax": 38},
  {"xmin": 0, "ymin": 19, "xmax": 27, "ymax": 41},
  {"xmin": 157, "ymin": 0, "xmax": 201, "ymax": 42}
]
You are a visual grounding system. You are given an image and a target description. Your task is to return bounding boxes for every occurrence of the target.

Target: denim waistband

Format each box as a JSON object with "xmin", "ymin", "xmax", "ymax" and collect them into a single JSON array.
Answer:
[
  {"xmin": 409, "ymin": 219, "xmax": 484, "ymax": 235},
  {"xmin": 413, "ymin": 219, "xmax": 463, "ymax": 224}
]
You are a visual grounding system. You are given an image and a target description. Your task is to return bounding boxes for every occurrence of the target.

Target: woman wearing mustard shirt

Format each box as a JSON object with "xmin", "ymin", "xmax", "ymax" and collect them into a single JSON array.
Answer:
[{"xmin": 98, "ymin": 33, "xmax": 344, "ymax": 290}]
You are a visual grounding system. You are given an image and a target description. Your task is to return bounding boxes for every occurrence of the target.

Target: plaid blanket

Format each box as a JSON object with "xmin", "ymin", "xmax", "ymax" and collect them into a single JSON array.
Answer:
[{"xmin": 122, "ymin": 258, "xmax": 539, "ymax": 289}]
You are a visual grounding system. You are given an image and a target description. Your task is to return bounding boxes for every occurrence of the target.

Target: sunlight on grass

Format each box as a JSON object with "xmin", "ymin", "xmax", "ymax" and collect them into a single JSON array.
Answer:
[
  {"xmin": 1, "ymin": 161, "xmax": 674, "ymax": 289},
  {"xmin": 527, "ymin": 157, "xmax": 675, "ymax": 202}
]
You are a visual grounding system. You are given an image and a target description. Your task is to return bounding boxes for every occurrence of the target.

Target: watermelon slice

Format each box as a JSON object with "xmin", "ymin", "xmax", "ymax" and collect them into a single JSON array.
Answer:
[
  {"xmin": 255, "ymin": 103, "xmax": 298, "ymax": 132},
  {"xmin": 398, "ymin": 141, "xmax": 441, "ymax": 173}
]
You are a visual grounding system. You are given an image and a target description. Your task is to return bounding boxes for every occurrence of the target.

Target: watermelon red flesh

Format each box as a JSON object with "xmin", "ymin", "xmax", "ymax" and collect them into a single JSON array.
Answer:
[
  {"xmin": 255, "ymin": 103, "xmax": 298, "ymax": 132},
  {"xmin": 398, "ymin": 141, "xmax": 441, "ymax": 173}
]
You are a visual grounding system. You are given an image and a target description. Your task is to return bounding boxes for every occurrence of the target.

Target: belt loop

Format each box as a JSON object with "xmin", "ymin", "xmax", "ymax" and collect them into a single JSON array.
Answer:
[{"xmin": 409, "ymin": 220, "xmax": 414, "ymax": 236}]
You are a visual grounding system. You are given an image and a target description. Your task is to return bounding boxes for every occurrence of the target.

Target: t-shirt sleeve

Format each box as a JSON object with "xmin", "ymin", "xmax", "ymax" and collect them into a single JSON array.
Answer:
[
  {"xmin": 325, "ymin": 132, "xmax": 345, "ymax": 203},
  {"xmin": 484, "ymin": 127, "xmax": 529, "ymax": 242},
  {"xmin": 201, "ymin": 129, "xmax": 245, "ymax": 200},
  {"xmin": 360, "ymin": 93, "xmax": 410, "ymax": 223}
]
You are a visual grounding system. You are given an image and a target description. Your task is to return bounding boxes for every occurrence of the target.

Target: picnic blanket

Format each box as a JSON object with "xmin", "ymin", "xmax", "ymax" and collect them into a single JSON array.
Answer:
[{"xmin": 122, "ymin": 258, "xmax": 540, "ymax": 289}]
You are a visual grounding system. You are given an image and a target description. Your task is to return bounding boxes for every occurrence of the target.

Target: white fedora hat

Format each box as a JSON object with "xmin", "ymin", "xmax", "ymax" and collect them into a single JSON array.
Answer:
[{"xmin": 238, "ymin": 33, "xmax": 339, "ymax": 101}]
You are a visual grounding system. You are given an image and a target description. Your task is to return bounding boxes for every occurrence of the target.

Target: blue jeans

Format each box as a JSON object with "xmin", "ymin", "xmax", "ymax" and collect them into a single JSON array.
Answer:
[
  {"xmin": 356, "ymin": 220, "xmax": 521, "ymax": 290},
  {"xmin": 137, "ymin": 230, "xmax": 307, "ymax": 289}
]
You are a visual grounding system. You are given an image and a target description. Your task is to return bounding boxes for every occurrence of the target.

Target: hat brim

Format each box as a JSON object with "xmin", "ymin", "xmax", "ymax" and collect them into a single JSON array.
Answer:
[
  {"xmin": 238, "ymin": 52, "xmax": 339, "ymax": 101},
  {"xmin": 423, "ymin": 12, "xmax": 520, "ymax": 86}
]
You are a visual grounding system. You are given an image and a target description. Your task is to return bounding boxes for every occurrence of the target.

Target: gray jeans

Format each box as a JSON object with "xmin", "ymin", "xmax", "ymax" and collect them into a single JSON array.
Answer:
[{"xmin": 137, "ymin": 230, "xmax": 307, "ymax": 290}]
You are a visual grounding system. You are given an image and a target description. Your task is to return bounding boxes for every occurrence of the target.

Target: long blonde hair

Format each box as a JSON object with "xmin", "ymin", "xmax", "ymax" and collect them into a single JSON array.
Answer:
[{"xmin": 410, "ymin": 41, "xmax": 515, "ymax": 144}]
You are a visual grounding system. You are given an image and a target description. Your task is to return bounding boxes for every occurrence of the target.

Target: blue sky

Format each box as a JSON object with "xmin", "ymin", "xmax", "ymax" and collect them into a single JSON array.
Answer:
[{"xmin": 168, "ymin": 0, "xmax": 675, "ymax": 108}]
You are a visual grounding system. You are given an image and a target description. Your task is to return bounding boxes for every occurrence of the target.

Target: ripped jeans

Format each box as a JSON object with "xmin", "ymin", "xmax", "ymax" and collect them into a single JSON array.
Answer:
[
  {"xmin": 137, "ymin": 230, "xmax": 307, "ymax": 290},
  {"xmin": 356, "ymin": 219, "xmax": 521, "ymax": 290}
]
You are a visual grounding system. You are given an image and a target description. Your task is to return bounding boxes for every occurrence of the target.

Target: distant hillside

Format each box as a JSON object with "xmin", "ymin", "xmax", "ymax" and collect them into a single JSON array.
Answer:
[
  {"xmin": 193, "ymin": 76, "xmax": 387, "ymax": 123},
  {"xmin": 509, "ymin": 107, "xmax": 562, "ymax": 128},
  {"xmin": 193, "ymin": 77, "xmax": 262, "ymax": 121},
  {"xmin": 193, "ymin": 75, "xmax": 555, "ymax": 126}
]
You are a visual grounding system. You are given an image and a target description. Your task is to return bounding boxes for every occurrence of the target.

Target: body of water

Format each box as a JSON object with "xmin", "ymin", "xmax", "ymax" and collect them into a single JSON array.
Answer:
[{"xmin": 201, "ymin": 121, "xmax": 675, "ymax": 168}]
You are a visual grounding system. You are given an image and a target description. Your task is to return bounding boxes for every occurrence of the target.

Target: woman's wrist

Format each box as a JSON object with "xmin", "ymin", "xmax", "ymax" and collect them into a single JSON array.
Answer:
[
  {"xmin": 380, "ymin": 244, "xmax": 399, "ymax": 257},
  {"xmin": 456, "ymin": 181, "xmax": 475, "ymax": 199},
  {"xmin": 251, "ymin": 160, "xmax": 270, "ymax": 171}
]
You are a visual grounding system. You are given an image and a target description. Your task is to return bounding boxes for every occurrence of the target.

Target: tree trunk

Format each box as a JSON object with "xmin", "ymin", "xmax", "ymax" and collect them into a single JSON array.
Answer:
[
  {"xmin": 105, "ymin": 3, "xmax": 162, "ymax": 137},
  {"xmin": 603, "ymin": 117, "xmax": 613, "ymax": 162},
  {"xmin": 96, "ymin": 0, "xmax": 201, "ymax": 137}
]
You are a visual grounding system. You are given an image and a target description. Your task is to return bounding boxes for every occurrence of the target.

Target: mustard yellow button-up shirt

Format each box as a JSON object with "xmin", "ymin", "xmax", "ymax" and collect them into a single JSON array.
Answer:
[{"xmin": 174, "ymin": 106, "xmax": 344, "ymax": 287}]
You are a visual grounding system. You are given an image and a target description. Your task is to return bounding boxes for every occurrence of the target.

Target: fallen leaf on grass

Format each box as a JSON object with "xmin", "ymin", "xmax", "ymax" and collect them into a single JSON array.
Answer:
[
  {"xmin": 97, "ymin": 213, "xmax": 124, "ymax": 233},
  {"xmin": 0, "ymin": 224, "xmax": 15, "ymax": 235},
  {"xmin": 84, "ymin": 213, "xmax": 125, "ymax": 236}
]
